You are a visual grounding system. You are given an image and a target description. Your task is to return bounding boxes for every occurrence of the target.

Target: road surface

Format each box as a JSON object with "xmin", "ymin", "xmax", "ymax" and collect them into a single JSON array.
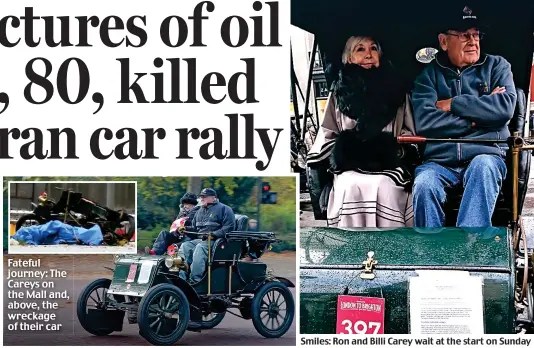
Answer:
[{"xmin": 3, "ymin": 253, "xmax": 296, "ymax": 346}]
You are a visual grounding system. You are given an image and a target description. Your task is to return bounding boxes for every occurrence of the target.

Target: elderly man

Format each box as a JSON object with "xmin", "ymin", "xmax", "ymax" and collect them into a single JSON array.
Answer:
[
  {"xmin": 178, "ymin": 188, "xmax": 235, "ymax": 330},
  {"xmin": 179, "ymin": 188, "xmax": 235, "ymax": 282},
  {"xmin": 411, "ymin": 5, "xmax": 517, "ymax": 227}
]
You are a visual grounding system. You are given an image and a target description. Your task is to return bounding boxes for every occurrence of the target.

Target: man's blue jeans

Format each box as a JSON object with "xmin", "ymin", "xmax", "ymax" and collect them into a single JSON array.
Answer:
[
  {"xmin": 178, "ymin": 239, "xmax": 201, "ymax": 264},
  {"xmin": 177, "ymin": 239, "xmax": 201, "ymax": 280},
  {"xmin": 412, "ymin": 154, "xmax": 507, "ymax": 227},
  {"xmin": 189, "ymin": 240, "xmax": 215, "ymax": 282}
]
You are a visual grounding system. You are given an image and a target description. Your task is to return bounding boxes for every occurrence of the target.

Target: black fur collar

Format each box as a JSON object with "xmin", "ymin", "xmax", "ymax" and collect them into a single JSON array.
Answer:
[{"xmin": 331, "ymin": 60, "xmax": 406, "ymax": 140}]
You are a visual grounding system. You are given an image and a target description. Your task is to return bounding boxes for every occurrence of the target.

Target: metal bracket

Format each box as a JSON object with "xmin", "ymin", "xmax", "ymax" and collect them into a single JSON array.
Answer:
[{"xmin": 360, "ymin": 251, "xmax": 377, "ymax": 280}]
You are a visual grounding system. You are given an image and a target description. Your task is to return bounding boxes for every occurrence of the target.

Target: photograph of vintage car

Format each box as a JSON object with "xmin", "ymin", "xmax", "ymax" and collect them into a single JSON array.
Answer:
[
  {"xmin": 293, "ymin": 0, "xmax": 534, "ymax": 335},
  {"xmin": 3, "ymin": 176, "xmax": 297, "ymax": 346},
  {"xmin": 78, "ymin": 224, "xmax": 294, "ymax": 345},
  {"xmin": 7, "ymin": 180, "xmax": 136, "ymax": 254}
]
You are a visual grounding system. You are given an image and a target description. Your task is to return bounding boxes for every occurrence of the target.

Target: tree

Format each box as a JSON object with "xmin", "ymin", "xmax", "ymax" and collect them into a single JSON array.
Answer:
[{"xmin": 200, "ymin": 177, "xmax": 257, "ymax": 214}]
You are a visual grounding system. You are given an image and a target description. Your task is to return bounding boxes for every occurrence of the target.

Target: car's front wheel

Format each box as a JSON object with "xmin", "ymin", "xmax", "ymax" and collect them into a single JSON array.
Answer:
[
  {"xmin": 137, "ymin": 284, "xmax": 190, "ymax": 345},
  {"xmin": 76, "ymin": 278, "xmax": 125, "ymax": 336}
]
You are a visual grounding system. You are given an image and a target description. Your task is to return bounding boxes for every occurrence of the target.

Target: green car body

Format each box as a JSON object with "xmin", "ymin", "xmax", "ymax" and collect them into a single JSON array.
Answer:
[{"xmin": 299, "ymin": 227, "xmax": 515, "ymax": 334}]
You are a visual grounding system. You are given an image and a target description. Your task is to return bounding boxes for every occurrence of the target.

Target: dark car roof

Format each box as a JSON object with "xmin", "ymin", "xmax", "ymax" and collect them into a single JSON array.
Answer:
[{"xmin": 291, "ymin": 0, "xmax": 534, "ymax": 91}]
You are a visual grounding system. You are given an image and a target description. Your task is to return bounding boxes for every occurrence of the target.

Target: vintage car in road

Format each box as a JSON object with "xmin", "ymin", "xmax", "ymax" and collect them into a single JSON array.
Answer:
[
  {"xmin": 76, "ymin": 215, "xmax": 295, "ymax": 345},
  {"xmin": 292, "ymin": 0, "xmax": 534, "ymax": 335}
]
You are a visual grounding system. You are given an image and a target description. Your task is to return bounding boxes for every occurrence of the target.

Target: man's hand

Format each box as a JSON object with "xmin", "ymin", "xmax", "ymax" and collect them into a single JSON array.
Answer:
[
  {"xmin": 491, "ymin": 86, "xmax": 506, "ymax": 95},
  {"xmin": 178, "ymin": 226, "xmax": 186, "ymax": 234},
  {"xmin": 435, "ymin": 87, "xmax": 505, "ymax": 126},
  {"xmin": 436, "ymin": 99, "xmax": 452, "ymax": 112},
  {"xmin": 463, "ymin": 87, "xmax": 505, "ymax": 128}
]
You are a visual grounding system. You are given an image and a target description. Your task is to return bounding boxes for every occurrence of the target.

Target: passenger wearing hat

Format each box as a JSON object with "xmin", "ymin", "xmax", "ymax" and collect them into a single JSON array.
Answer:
[
  {"xmin": 411, "ymin": 5, "xmax": 516, "ymax": 227},
  {"xmin": 145, "ymin": 192, "xmax": 200, "ymax": 255}
]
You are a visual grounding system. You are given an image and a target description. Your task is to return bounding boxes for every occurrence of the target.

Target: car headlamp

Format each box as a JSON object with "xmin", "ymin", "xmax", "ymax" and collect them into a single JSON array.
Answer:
[
  {"xmin": 164, "ymin": 256, "xmax": 184, "ymax": 271},
  {"xmin": 164, "ymin": 256, "xmax": 174, "ymax": 268},
  {"xmin": 113, "ymin": 254, "xmax": 122, "ymax": 264}
]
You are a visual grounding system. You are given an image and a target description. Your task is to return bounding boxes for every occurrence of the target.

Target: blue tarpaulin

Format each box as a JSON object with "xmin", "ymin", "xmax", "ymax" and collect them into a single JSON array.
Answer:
[{"xmin": 11, "ymin": 220, "xmax": 103, "ymax": 246}]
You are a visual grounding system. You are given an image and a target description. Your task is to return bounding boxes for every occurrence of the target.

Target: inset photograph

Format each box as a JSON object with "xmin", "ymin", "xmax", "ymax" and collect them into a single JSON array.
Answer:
[{"xmin": 8, "ymin": 180, "xmax": 136, "ymax": 254}]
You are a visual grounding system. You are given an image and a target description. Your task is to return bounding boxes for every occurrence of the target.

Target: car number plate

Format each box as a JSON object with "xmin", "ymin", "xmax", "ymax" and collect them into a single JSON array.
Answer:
[
  {"xmin": 336, "ymin": 295, "xmax": 385, "ymax": 334},
  {"xmin": 125, "ymin": 264, "xmax": 138, "ymax": 283}
]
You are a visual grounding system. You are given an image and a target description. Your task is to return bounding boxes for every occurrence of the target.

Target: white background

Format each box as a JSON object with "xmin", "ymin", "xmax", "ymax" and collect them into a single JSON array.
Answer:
[{"xmin": 0, "ymin": 0, "xmax": 290, "ymax": 176}]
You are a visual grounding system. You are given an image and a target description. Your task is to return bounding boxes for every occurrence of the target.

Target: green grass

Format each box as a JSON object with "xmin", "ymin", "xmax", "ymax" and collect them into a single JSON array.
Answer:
[{"xmin": 136, "ymin": 227, "xmax": 164, "ymax": 250}]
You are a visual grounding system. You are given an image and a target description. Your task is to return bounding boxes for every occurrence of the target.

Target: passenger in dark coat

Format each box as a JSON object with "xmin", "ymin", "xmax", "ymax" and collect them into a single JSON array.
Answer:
[{"xmin": 145, "ymin": 192, "xmax": 199, "ymax": 255}]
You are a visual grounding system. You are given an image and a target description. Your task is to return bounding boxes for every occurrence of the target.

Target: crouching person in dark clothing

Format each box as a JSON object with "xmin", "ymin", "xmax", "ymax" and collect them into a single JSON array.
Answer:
[{"xmin": 145, "ymin": 192, "xmax": 199, "ymax": 255}]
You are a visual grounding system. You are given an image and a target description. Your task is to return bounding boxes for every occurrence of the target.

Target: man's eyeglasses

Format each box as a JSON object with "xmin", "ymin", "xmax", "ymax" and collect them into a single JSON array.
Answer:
[{"xmin": 446, "ymin": 31, "xmax": 484, "ymax": 42}]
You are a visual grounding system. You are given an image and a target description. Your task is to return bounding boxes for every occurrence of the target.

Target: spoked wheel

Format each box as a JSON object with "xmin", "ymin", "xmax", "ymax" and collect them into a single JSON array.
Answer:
[
  {"xmin": 137, "ymin": 284, "xmax": 190, "ymax": 345},
  {"xmin": 251, "ymin": 281, "xmax": 295, "ymax": 338},
  {"xmin": 201, "ymin": 311, "xmax": 226, "ymax": 329},
  {"xmin": 15, "ymin": 214, "xmax": 45, "ymax": 231},
  {"xmin": 77, "ymin": 278, "xmax": 124, "ymax": 336}
]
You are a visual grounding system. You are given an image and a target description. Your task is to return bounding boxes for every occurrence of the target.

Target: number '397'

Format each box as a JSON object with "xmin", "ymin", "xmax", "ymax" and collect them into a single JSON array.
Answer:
[{"xmin": 339, "ymin": 320, "xmax": 381, "ymax": 334}]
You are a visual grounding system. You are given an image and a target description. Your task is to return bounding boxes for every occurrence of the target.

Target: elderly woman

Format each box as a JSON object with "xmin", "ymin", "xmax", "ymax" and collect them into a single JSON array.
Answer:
[{"xmin": 307, "ymin": 36, "xmax": 418, "ymax": 228}]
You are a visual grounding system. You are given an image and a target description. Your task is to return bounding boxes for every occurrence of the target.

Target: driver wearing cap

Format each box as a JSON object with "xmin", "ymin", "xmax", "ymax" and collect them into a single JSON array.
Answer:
[
  {"xmin": 411, "ymin": 5, "xmax": 516, "ymax": 227},
  {"xmin": 178, "ymin": 188, "xmax": 235, "ymax": 282}
]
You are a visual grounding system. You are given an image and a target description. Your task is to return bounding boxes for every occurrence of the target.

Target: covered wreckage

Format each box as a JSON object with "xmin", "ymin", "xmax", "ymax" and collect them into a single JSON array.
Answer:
[{"xmin": 11, "ymin": 220, "xmax": 104, "ymax": 246}]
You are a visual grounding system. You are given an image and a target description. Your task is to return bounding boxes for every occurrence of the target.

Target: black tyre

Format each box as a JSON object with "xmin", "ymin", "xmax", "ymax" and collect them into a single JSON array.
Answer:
[
  {"xmin": 251, "ymin": 281, "xmax": 295, "ymax": 338},
  {"xmin": 137, "ymin": 284, "xmax": 190, "ymax": 345},
  {"xmin": 15, "ymin": 214, "xmax": 45, "ymax": 231},
  {"xmin": 77, "ymin": 278, "xmax": 124, "ymax": 336},
  {"xmin": 201, "ymin": 312, "xmax": 226, "ymax": 329}
]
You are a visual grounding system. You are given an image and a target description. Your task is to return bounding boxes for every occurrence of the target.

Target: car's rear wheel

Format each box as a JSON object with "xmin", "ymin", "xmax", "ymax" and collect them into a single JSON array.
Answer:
[
  {"xmin": 137, "ymin": 284, "xmax": 190, "ymax": 345},
  {"xmin": 77, "ymin": 278, "xmax": 125, "ymax": 336},
  {"xmin": 251, "ymin": 281, "xmax": 295, "ymax": 338},
  {"xmin": 201, "ymin": 311, "xmax": 226, "ymax": 329}
]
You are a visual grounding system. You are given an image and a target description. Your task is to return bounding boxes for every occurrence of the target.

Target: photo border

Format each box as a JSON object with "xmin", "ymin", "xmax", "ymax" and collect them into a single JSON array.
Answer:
[{"xmin": 7, "ymin": 180, "xmax": 138, "ymax": 255}]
